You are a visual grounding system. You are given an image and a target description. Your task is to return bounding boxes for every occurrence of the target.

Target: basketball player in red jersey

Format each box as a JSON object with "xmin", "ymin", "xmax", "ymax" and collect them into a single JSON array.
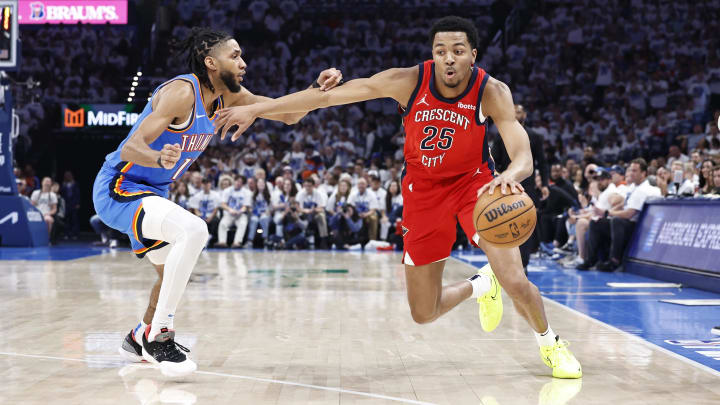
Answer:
[{"xmin": 215, "ymin": 17, "xmax": 581, "ymax": 378}]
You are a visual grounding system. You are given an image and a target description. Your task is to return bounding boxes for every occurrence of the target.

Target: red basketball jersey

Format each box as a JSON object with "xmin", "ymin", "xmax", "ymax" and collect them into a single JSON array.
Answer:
[{"xmin": 401, "ymin": 60, "xmax": 492, "ymax": 180}]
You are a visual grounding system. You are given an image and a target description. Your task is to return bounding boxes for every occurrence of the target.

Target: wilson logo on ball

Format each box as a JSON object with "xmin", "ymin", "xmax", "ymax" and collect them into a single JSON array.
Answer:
[{"xmin": 483, "ymin": 200, "xmax": 527, "ymax": 223}]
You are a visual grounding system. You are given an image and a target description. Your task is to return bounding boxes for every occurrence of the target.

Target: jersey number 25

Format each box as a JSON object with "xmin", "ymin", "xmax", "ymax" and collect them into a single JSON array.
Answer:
[{"xmin": 420, "ymin": 126, "xmax": 454, "ymax": 151}]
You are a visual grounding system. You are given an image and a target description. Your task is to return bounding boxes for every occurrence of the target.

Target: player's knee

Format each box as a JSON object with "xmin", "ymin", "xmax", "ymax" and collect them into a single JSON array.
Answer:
[
  {"xmin": 185, "ymin": 214, "xmax": 209, "ymax": 243},
  {"xmin": 501, "ymin": 275, "xmax": 531, "ymax": 299},
  {"xmin": 409, "ymin": 307, "xmax": 435, "ymax": 324},
  {"xmin": 408, "ymin": 301, "xmax": 437, "ymax": 324}
]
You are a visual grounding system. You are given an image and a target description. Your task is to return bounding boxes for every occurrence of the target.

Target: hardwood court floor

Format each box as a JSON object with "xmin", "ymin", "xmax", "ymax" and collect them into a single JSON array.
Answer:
[{"xmin": 0, "ymin": 249, "xmax": 718, "ymax": 404}]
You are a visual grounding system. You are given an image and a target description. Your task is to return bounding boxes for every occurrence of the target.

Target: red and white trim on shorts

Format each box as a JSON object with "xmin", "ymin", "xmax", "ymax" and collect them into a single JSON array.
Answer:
[
  {"xmin": 403, "ymin": 251, "xmax": 450, "ymax": 267},
  {"xmin": 403, "ymin": 232, "xmax": 481, "ymax": 267}
]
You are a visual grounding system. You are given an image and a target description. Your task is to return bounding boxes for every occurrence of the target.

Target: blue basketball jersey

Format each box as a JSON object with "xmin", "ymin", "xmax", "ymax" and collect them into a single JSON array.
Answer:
[
  {"xmin": 103, "ymin": 73, "xmax": 223, "ymax": 192},
  {"xmin": 253, "ymin": 194, "xmax": 269, "ymax": 216}
]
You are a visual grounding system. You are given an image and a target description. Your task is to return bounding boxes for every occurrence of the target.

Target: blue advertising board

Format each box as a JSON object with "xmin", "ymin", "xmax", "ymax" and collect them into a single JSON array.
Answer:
[
  {"xmin": 0, "ymin": 80, "xmax": 49, "ymax": 247},
  {"xmin": 626, "ymin": 199, "xmax": 720, "ymax": 292},
  {"xmin": 0, "ymin": 195, "xmax": 48, "ymax": 246},
  {"xmin": 0, "ymin": 83, "xmax": 16, "ymax": 196}
]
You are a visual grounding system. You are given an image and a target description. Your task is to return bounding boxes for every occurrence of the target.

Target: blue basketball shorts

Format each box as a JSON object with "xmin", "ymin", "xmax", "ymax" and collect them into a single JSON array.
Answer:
[{"xmin": 92, "ymin": 166, "xmax": 169, "ymax": 258}]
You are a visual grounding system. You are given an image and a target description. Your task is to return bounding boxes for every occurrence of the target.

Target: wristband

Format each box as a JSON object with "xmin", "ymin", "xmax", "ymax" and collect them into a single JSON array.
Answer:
[{"xmin": 157, "ymin": 156, "xmax": 166, "ymax": 169}]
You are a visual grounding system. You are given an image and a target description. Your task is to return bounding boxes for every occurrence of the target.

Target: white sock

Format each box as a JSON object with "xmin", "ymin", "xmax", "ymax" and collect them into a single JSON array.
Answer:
[
  {"xmin": 467, "ymin": 273, "xmax": 491, "ymax": 298},
  {"xmin": 149, "ymin": 211, "xmax": 206, "ymax": 338},
  {"xmin": 133, "ymin": 321, "xmax": 147, "ymax": 343},
  {"xmin": 151, "ymin": 307, "xmax": 175, "ymax": 338},
  {"xmin": 534, "ymin": 325, "xmax": 557, "ymax": 347},
  {"xmin": 141, "ymin": 197, "xmax": 208, "ymax": 340}
]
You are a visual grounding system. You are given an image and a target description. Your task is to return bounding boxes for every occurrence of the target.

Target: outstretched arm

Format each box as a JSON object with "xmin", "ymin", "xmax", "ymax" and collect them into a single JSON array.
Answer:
[
  {"xmin": 478, "ymin": 78, "xmax": 533, "ymax": 196},
  {"xmin": 223, "ymin": 68, "xmax": 344, "ymax": 125},
  {"xmin": 215, "ymin": 66, "xmax": 418, "ymax": 141}
]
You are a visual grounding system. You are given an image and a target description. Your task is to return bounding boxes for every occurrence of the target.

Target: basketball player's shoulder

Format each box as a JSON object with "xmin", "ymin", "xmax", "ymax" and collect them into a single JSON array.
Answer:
[
  {"xmin": 372, "ymin": 65, "xmax": 419, "ymax": 103},
  {"xmin": 160, "ymin": 79, "xmax": 194, "ymax": 99},
  {"xmin": 154, "ymin": 80, "xmax": 195, "ymax": 112},
  {"xmin": 482, "ymin": 77, "xmax": 512, "ymax": 101},
  {"xmin": 369, "ymin": 65, "xmax": 417, "ymax": 89},
  {"xmin": 480, "ymin": 77, "xmax": 514, "ymax": 116}
]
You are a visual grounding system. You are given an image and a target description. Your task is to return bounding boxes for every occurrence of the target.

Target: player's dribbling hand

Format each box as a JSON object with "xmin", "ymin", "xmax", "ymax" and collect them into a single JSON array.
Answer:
[
  {"xmin": 215, "ymin": 106, "xmax": 258, "ymax": 142},
  {"xmin": 159, "ymin": 143, "xmax": 181, "ymax": 169},
  {"xmin": 477, "ymin": 173, "xmax": 525, "ymax": 197},
  {"xmin": 316, "ymin": 68, "xmax": 343, "ymax": 91}
]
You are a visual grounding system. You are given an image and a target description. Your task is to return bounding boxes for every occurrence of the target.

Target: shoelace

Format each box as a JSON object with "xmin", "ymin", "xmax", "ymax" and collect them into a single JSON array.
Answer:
[
  {"xmin": 551, "ymin": 339, "xmax": 571, "ymax": 366},
  {"xmin": 159, "ymin": 339, "xmax": 190, "ymax": 362}
]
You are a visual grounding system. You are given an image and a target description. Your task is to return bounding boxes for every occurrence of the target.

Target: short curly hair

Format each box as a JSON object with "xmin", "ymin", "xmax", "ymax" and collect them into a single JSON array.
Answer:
[{"xmin": 429, "ymin": 16, "xmax": 479, "ymax": 50}]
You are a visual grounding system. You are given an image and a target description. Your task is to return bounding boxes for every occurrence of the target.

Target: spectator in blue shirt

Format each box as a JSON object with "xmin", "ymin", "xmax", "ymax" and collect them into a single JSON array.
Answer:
[{"xmin": 247, "ymin": 179, "xmax": 272, "ymax": 247}]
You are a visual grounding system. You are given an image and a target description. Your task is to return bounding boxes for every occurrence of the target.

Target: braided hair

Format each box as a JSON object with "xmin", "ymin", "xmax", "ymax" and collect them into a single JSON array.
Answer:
[{"xmin": 175, "ymin": 27, "xmax": 233, "ymax": 93}]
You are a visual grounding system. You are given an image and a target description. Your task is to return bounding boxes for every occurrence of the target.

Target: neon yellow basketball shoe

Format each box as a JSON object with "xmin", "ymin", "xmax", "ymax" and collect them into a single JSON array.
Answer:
[
  {"xmin": 476, "ymin": 264, "xmax": 503, "ymax": 332},
  {"xmin": 540, "ymin": 336, "xmax": 582, "ymax": 379}
]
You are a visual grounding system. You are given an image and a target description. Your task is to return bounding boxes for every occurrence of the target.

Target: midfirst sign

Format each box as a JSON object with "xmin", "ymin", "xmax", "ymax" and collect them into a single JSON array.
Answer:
[{"xmin": 62, "ymin": 104, "xmax": 139, "ymax": 128}]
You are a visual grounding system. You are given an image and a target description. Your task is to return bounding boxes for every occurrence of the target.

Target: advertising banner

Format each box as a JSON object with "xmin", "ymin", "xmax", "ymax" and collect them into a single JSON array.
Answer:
[
  {"xmin": 18, "ymin": 1, "xmax": 127, "ymax": 25},
  {"xmin": 61, "ymin": 103, "xmax": 139, "ymax": 129},
  {"xmin": 628, "ymin": 200, "xmax": 720, "ymax": 275},
  {"xmin": 0, "ymin": 195, "xmax": 48, "ymax": 246},
  {"xmin": 0, "ymin": 80, "xmax": 16, "ymax": 195}
]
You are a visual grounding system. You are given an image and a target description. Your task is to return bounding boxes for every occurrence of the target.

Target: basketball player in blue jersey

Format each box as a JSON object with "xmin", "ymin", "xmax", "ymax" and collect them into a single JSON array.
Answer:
[{"xmin": 93, "ymin": 27, "xmax": 342, "ymax": 377}]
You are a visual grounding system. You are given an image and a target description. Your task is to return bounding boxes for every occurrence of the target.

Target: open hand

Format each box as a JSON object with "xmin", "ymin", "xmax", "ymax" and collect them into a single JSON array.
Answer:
[
  {"xmin": 477, "ymin": 173, "xmax": 525, "ymax": 197},
  {"xmin": 215, "ymin": 106, "xmax": 258, "ymax": 142}
]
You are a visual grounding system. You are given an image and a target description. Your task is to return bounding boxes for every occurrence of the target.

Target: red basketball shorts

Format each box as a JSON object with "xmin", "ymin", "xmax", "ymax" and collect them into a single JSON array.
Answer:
[{"xmin": 401, "ymin": 169, "xmax": 494, "ymax": 266}]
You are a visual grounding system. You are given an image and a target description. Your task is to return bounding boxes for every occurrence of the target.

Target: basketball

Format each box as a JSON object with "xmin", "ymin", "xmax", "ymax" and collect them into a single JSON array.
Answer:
[{"xmin": 473, "ymin": 191, "xmax": 536, "ymax": 248}]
